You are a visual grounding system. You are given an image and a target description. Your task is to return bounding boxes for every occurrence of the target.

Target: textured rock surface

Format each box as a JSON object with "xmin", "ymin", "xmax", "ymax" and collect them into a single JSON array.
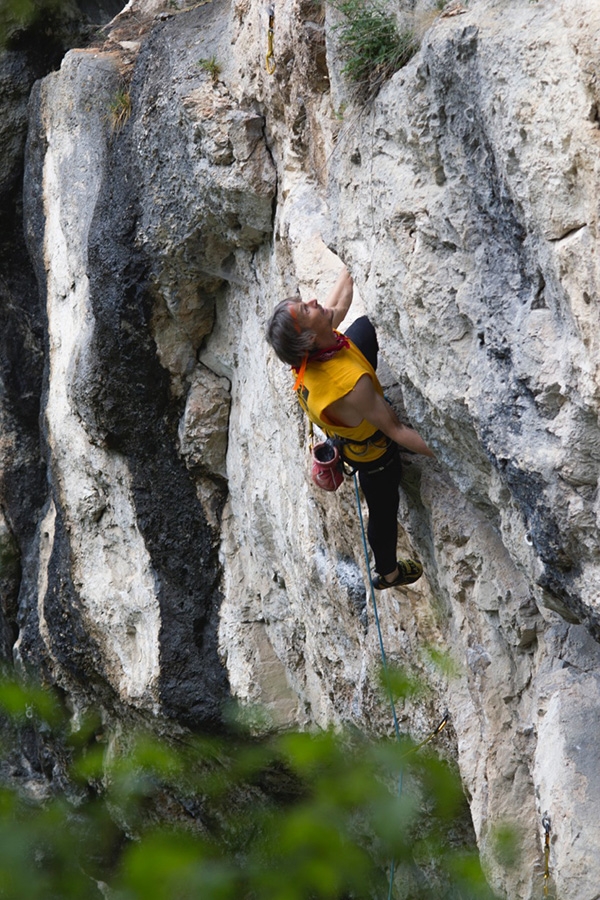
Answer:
[
  {"xmin": 0, "ymin": 2, "xmax": 96, "ymax": 672},
  {"xmin": 1, "ymin": 0, "xmax": 600, "ymax": 897}
]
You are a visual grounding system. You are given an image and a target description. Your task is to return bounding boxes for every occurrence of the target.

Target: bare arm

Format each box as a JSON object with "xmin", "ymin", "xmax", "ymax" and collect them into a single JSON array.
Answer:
[
  {"xmin": 323, "ymin": 267, "xmax": 354, "ymax": 329},
  {"xmin": 326, "ymin": 374, "xmax": 435, "ymax": 457}
]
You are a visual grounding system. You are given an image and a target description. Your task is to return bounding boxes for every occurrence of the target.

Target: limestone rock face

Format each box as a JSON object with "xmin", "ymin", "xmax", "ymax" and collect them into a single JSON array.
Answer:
[
  {"xmin": 17, "ymin": 0, "xmax": 276, "ymax": 725},
  {"xmin": 2, "ymin": 0, "xmax": 600, "ymax": 897}
]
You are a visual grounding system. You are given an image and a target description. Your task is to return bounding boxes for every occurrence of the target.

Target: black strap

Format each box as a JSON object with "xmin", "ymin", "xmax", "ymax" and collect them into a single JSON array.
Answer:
[
  {"xmin": 325, "ymin": 432, "xmax": 393, "ymax": 471},
  {"xmin": 346, "ymin": 442, "xmax": 400, "ymax": 475},
  {"xmin": 334, "ymin": 428, "xmax": 385, "ymax": 447}
]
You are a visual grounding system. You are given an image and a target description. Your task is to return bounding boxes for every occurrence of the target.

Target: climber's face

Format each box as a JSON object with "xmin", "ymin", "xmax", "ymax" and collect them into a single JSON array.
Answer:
[{"xmin": 288, "ymin": 298, "xmax": 334, "ymax": 344}]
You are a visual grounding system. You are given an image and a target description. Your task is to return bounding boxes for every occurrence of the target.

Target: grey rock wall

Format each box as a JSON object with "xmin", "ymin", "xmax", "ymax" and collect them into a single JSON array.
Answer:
[
  {"xmin": 1, "ymin": 0, "xmax": 600, "ymax": 897},
  {"xmin": 17, "ymin": 0, "xmax": 275, "ymax": 726},
  {"xmin": 0, "ymin": 17, "xmax": 87, "ymax": 671}
]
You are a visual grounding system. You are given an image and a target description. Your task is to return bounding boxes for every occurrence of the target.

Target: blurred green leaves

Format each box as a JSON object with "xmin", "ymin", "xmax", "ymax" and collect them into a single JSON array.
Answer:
[
  {"xmin": 0, "ymin": 674, "xmax": 500, "ymax": 899},
  {"xmin": 0, "ymin": 0, "xmax": 80, "ymax": 50}
]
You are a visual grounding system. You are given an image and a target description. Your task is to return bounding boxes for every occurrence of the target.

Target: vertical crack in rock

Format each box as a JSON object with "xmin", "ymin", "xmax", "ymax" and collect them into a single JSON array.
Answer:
[{"xmin": 0, "ymin": 50, "xmax": 51, "ymax": 664}]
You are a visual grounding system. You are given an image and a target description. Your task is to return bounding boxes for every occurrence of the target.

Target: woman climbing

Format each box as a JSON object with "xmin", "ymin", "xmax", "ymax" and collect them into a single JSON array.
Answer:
[{"xmin": 266, "ymin": 265, "xmax": 434, "ymax": 589}]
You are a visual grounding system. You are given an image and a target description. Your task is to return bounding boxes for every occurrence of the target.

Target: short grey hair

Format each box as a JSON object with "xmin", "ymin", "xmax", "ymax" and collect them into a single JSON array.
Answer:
[{"xmin": 266, "ymin": 298, "xmax": 316, "ymax": 367}]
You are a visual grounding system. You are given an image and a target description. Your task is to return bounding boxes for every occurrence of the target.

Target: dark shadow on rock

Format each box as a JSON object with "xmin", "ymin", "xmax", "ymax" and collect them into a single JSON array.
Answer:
[{"xmin": 83, "ymin": 93, "xmax": 230, "ymax": 730}]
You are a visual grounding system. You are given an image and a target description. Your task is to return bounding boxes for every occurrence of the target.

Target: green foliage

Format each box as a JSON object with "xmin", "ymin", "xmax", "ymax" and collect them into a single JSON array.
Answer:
[
  {"xmin": 0, "ymin": 0, "xmax": 79, "ymax": 49},
  {"xmin": 109, "ymin": 89, "xmax": 132, "ymax": 134},
  {"xmin": 198, "ymin": 56, "xmax": 222, "ymax": 84},
  {"xmin": 331, "ymin": 0, "xmax": 419, "ymax": 100},
  {"xmin": 334, "ymin": 101, "xmax": 348, "ymax": 120},
  {"xmin": 384, "ymin": 663, "xmax": 429, "ymax": 701},
  {"xmin": 421, "ymin": 645, "xmax": 463, "ymax": 680},
  {"xmin": 0, "ymin": 674, "xmax": 501, "ymax": 899},
  {"xmin": 0, "ymin": 678, "xmax": 62, "ymax": 726},
  {"xmin": 0, "ymin": 533, "xmax": 19, "ymax": 574},
  {"xmin": 490, "ymin": 822, "xmax": 523, "ymax": 871}
]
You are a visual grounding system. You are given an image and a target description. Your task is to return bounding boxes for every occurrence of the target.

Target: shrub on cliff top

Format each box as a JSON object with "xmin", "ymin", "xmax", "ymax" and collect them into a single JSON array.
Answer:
[{"xmin": 331, "ymin": 0, "xmax": 418, "ymax": 100}]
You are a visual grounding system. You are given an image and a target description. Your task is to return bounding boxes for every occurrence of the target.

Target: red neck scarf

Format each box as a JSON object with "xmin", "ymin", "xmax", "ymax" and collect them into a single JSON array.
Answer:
[{"xmin": 292, "ymin": 331, "xmax": 350, "ymax": 391}]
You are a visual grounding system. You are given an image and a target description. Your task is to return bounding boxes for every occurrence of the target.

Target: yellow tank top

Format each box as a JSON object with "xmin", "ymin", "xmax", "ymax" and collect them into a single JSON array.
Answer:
[{"xmin": 295, "ymin": 336, "xmax": 389, "ymax": 463}]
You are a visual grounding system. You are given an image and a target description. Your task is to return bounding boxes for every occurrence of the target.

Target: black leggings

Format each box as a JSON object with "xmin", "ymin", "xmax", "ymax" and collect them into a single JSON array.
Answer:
[{"xmin": 344, "ymin": 317, "xmax": 402, "ymax": 576}]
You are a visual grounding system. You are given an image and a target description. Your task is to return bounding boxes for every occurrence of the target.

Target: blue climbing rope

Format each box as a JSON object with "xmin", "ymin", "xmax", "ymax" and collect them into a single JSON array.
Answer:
[
  {"xmin": 353, "ymin": 471, "xmax": 401, "ymax": 740},
  {"xmin": 353, "ymin": 471, "xmax": 403, "ymax": 899},
  {"xmin": 353, "ymin": 472, "xmax": 449, "ymax": 898}
]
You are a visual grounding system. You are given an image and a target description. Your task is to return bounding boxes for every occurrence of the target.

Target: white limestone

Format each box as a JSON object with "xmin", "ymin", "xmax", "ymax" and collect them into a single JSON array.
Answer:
[
  {"xmin": 15, "ymin": 1, "xmax": 600, "ymax": 897},
  {"xmin": 39, "ymin": 51, "xmax": 161, "ymax": 707}
]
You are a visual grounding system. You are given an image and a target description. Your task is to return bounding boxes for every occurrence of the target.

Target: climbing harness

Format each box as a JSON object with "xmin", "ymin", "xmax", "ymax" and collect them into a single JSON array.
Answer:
[
  {"xmin": 265, "ymin": 7, "xmax": 276, "ymax": 75},
  {"xmin": 336, "ymin": 428, "xmax": 391, "ymax": 460},
  {"xmin": 352, "ymin": 471, "xmax": 449, "ymax": 899},
  {"xmin": 309, "ymin": 434, "xmax": 390, "ymax": 492},
  {"xmin": 304, "ymin": 410, "xmax": 390, "ymax": 490},
  {"xmin": 309, "ymin": 427, "xmax": 390, "ymax": 472},
  {"xmin": 542, "ymin": 815, "xmax": 551, "ymax": 897}
]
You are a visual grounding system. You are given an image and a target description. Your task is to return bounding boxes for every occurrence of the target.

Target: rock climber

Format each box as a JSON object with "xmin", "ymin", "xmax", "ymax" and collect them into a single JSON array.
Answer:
[{"xmin": 266, "ymin": 265, "xmax": 434, "ymax": 589}]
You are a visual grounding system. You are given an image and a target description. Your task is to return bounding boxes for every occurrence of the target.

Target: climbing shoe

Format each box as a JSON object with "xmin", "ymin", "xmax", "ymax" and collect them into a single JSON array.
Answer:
[{"xmin": 373, "ymin": 558, "xmax": 423, "ymax": 590}]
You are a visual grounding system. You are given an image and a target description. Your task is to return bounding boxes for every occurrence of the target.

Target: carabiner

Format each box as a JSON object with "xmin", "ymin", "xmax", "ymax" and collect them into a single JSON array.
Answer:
[{"xmin": 266, "ymin": 7, "xmax": 275, "ymax": 74}]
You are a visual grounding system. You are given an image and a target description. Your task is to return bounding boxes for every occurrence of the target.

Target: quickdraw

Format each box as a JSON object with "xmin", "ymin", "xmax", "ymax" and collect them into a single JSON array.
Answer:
[
  {"xmin": 405, "ymin": 711, "xmax": 450, "ymax": 757},
  {"xmin": 542, "ymin": 815, "xmax": 551, "ymax": 897},
  {"xmin": 265, "ymin": 6, "xmax": 276, "ymax": 74}
]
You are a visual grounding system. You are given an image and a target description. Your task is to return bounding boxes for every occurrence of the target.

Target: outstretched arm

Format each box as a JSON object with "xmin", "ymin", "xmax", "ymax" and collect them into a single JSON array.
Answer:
[
  {"xmin": 328, "ymin": 374, "xmax": 435, "ymax": 457},
  {"xmin": 323, "ymin": 267, "xmax": 354, "ymax": 329}
]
